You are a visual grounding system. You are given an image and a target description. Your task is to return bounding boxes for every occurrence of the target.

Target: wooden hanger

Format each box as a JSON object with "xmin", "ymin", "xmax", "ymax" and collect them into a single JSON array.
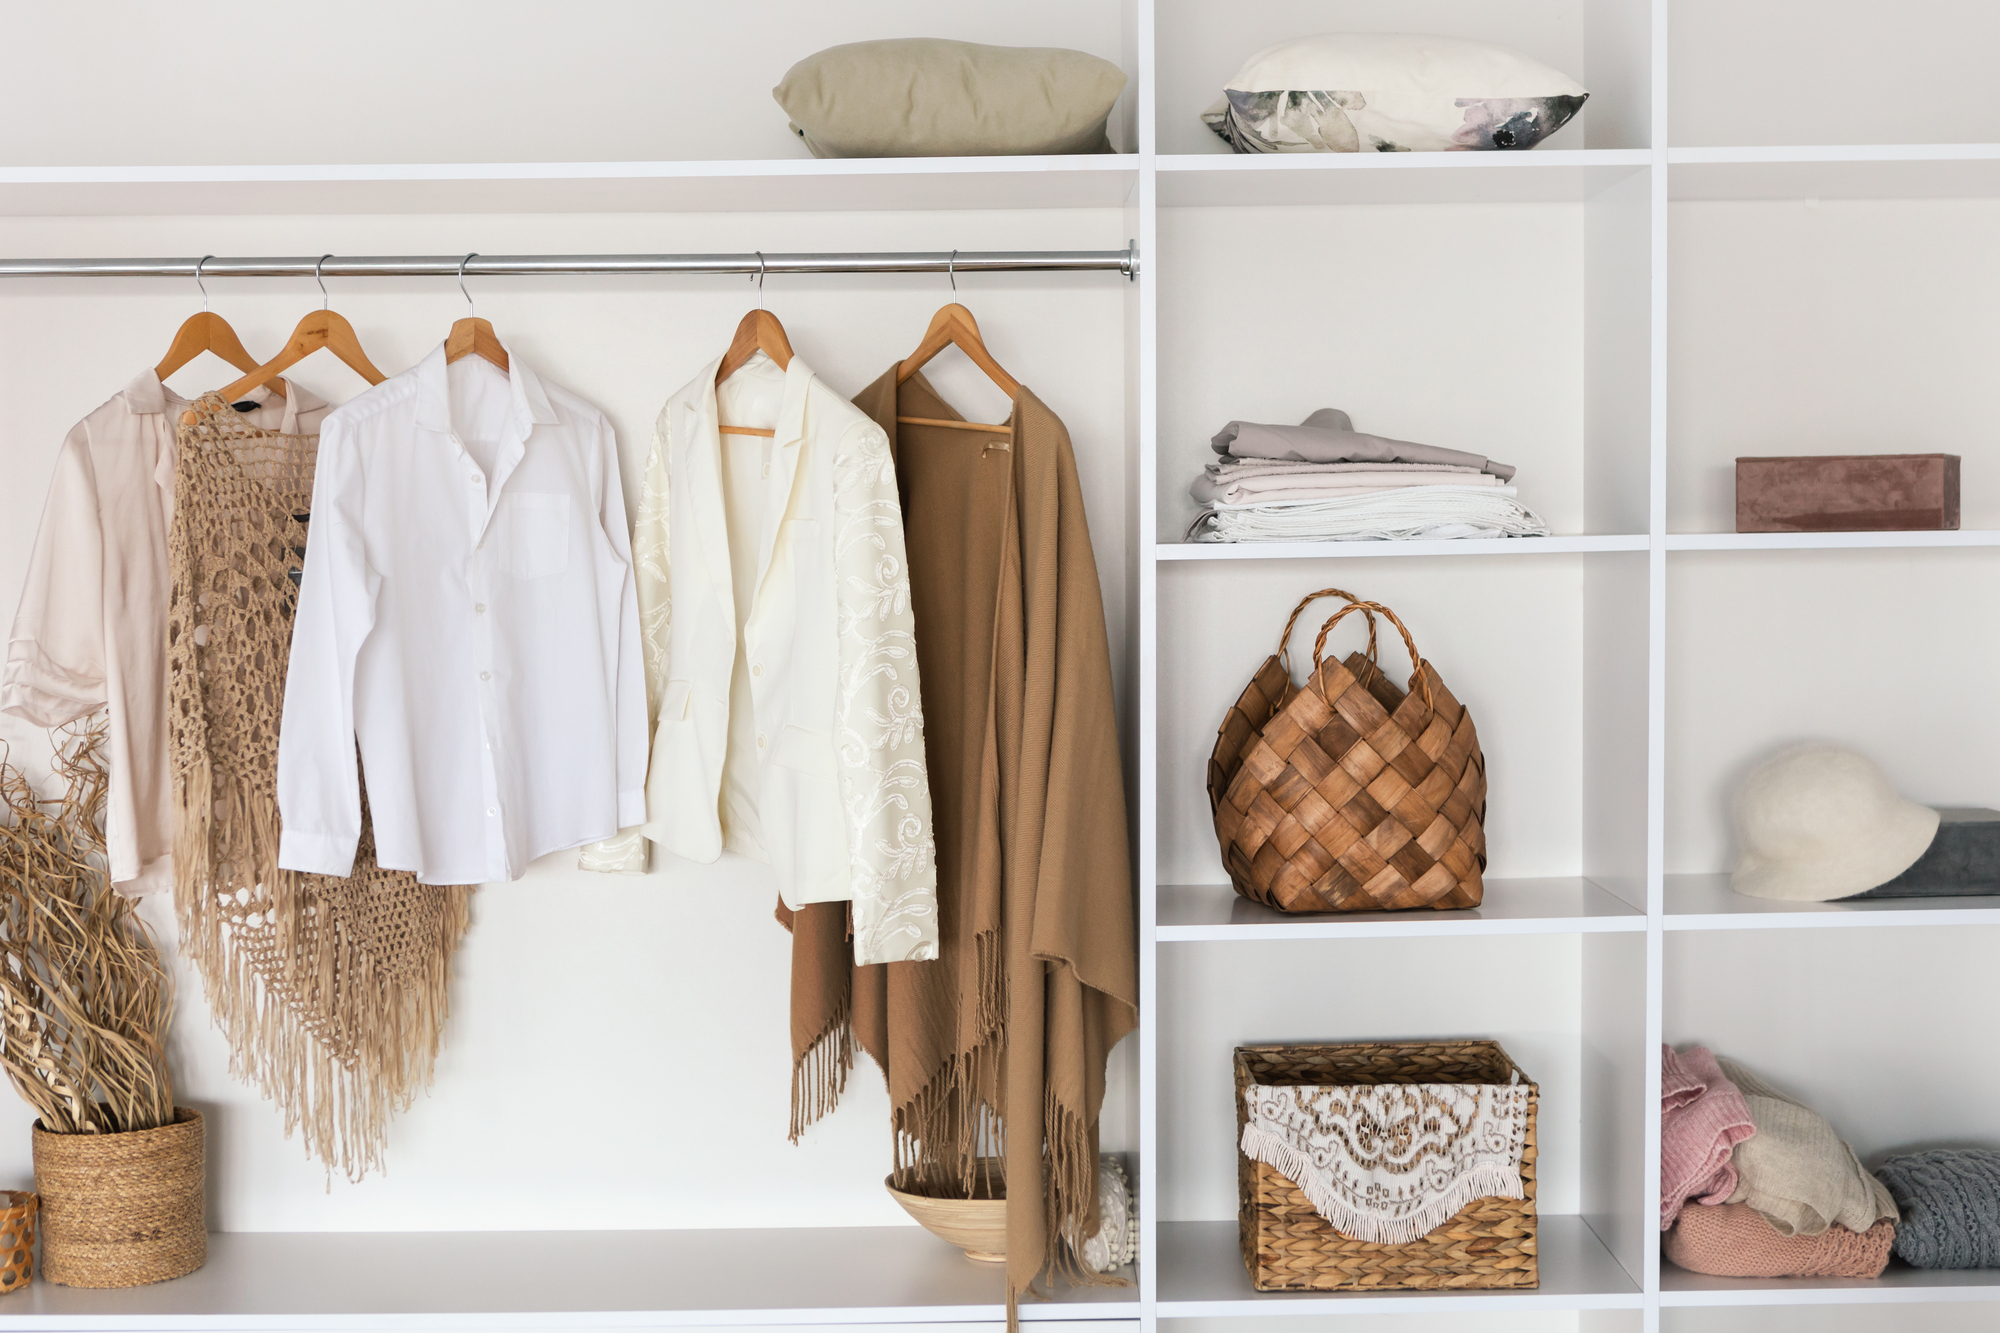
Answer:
[
  {"xmin": 194, "ymin": 258, "xmax": 386, "ymax": 421},
  {"xmin": 154, "ymin": 257, "xmax": 284, "ymax": 398},
  {"xmin": 715, "ymin": 307, "xmax": 793, "ymax": 438},
  {"xmin": 445, "ymin": 253, "xmax": 509, "ymax": 372},
  {"xmin": 895, "ymin": 302, "xmax": 1019, "ymax": 437}
]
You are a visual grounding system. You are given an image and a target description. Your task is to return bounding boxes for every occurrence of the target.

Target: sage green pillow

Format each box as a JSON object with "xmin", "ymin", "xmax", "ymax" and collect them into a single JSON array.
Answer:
[{"xmin": 773, "ymin": 39, "xmax": 1126, "ymax": 158}]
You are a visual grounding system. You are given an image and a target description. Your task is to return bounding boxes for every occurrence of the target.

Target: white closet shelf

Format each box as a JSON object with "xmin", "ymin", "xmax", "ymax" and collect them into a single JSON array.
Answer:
[
  {"xmin": 1155, "ymin": 1217, "xmax": 1640, "ymax": 1316},
  {"xmin": 0, "ymin": 1227, "xmax": 1137, "ymax": 1330},
  {"xmin": 1667, "ymin": 530, "xmax": 2000, "ymax": 552},
  {"xmin": 1157, "ymin": 535, "xmax": 1649, "ymax": 561},
  {"xmin": 1660, "ymin": 1262, "xmax": 2000, "ymax": 1306},
  {"xmin": 0, "ymin": 157, "xmax": 1139, "ymax": 217},
  {"xmin": 1669, "ymin": 144, "xmax": 2000, "ymax": 200},
  {"xmin": 1665, "ymin": 874, "xmax": 2000, "ymax": 931},
  {"xmin": 1157, "ymin": 150, "xmax": 1650, "ymax": 207},
  {"xmin": 1159, "ymin": 878, "xmax": 1644, "ymax": 941}
]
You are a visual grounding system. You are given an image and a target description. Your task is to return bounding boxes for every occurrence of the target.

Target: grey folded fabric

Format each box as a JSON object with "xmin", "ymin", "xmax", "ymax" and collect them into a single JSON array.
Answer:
[
  {"xmin": 1877, "ymin": 1149, "xmax": 2000, "ymax": 1269},
  {"xmin": 1210, "ymin": 408, "xmax": 1517, "ymax": 481},
  {"xmin": 1719, "ymin": 1058, "xmax": 1899, "ymax": 1237}
]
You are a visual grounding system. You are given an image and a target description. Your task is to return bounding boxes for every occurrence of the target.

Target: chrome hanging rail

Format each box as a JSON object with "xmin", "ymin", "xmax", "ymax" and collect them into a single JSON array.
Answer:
[{"xmin": 0, "ymin": 248, "xmax": 1138, "ymax": 280}]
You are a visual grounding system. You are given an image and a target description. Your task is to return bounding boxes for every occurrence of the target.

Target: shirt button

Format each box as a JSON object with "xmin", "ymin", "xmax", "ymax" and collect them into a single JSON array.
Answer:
[
  {"xmin": 474, "ymin": 603, "xmax": 486, "ymax": 614},
  {"xmin": 751, "ymin": 662, "xmax": 762, "ymax": 677},
  {"xmin": 479, "ymin": 671, "xmax": 491, "ymax": 681},
  {"xmin": 469, "ymin": 474, "xmax": 480, "ymax": 484},
  {"xmin": 486, "ymin": 807, "xmax": 497, "ymax": 817},
  {"xmin": 757, "ymin": 734, "xmax": 767, "ymax": 749}
]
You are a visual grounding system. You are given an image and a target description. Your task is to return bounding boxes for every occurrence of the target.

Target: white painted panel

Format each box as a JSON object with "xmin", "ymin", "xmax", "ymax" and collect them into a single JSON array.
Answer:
[
  {"xmin": 1157, "ymin": 936, "xmax": 1584, "ymax": 1222},
  {"xmin": 1157, "ymin": 557, "xmax": 1586, "ymax": 887},
  {"xmin": 1665, "ymin": 927, "xmax": 2000, "ymax": 1163},
  {"xmin": 1668, "ymin": 198, "xmax": 2000, "ymax": 534},
  {"xmin": 0, "ymin": 0, "xmax": 1133, "ymax": 166},
  {"xmin": 1156, "ymin": 203, "xmax": 1587, "ymax": 542},
  {"xmin": 1167, "ymin": 1316, "xmax": 1584, "ymax": 1332},
  {"xmin": 1670, "ymin": 0, "xmax": 2000, "ymax": 147},
  {"xmin": 0, "ymin": 206, "xmax": 1135, "ymax": 1231},
  {"xmin": 1665, "ymin": 548, "xmax": 2000, "ymax": 875},
  {"xmin": 1664, "ymin": 1302, "xmax": 2000, "ymax": 1330},
  {"xmin": 1580, "ymin": 932, "xmax": 1648, "ymax": 1285},
  {"xmin": 1152, "ymin": 0, "xmax": 1638, "ymax": 155}
]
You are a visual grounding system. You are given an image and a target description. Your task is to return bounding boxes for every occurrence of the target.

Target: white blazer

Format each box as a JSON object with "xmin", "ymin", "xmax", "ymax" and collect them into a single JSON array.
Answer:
[{"xmin": 630, "ymin": 352, "xmax": 938, "ymax": 966}]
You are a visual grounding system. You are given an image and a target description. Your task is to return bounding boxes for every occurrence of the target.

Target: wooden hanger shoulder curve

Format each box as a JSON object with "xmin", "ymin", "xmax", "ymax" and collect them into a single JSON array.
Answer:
[
  {"xmin": 445, "ymin": 315, "xmax": 510, "ymax": 372},
  {"xmin": 212, "ymin": 308, "xmax": 387, "ymax": 407},
  {"xmin": 716, "ymin": 308, "xmax": 793, "ymax": 438},
  {"xmin": 895, "ymin": 302, "xmax": 1021, "ymax": 437},
  {"xmin": 155, "ymin": 310, "xmax": 285, "ymax": 398}
]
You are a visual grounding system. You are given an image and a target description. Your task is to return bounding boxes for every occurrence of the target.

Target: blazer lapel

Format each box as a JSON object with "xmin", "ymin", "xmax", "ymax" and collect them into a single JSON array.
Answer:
[
  {"xmin": 752, "ymin": 356, "xmax": 812, "ymax": 603},
  {"xmin": 684, "ymin": 366, "xmax": 737, "ymax": 630}
]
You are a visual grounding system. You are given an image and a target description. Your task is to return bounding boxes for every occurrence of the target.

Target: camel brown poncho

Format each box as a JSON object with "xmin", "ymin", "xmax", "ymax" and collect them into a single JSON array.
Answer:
[
  {"xmin": 784, "ymin": 372, "xmax": 1137, "ymax": 1314},
  {"xmin": 167, "ymin": 394, "xmax": 470, "ymax": 1179}
]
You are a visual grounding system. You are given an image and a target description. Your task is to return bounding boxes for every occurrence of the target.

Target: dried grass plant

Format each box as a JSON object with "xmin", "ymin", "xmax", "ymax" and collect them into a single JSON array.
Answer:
[{"xmin": 0, "ymin": 717, "xmax": 174, "ymax": 1134}]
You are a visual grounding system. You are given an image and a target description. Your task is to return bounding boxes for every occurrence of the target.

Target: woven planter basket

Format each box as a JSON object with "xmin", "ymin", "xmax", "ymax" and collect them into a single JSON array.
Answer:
[
  {"xmin": 1208, "ymin": 588, "xmax": 1486, "ymax": 913},
  {"xmin": 1235, "ymin": 1041, "xmax": 1537, "ymax": 1291},
  {"xmin": 0, "ymin": 1192, "xmax": 35, "ymax": 1295},
  {"xmin": 33, "ymin": 1108, "xmax": 205, "ymax": 1288}
]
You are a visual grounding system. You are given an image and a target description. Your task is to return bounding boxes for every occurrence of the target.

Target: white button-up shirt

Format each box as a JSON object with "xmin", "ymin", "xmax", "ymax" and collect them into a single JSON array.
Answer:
[{"xmin": 276, "ymin": 345, "xmax": 646, "ymax": 884}]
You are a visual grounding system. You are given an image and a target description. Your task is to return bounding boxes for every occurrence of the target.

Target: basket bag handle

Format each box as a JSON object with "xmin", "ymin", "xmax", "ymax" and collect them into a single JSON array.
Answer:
[
  {"xmin": 1311, "ymin": 600, "xmax": 1434, "ymax": 710},
  {"xmin": 1278, "ymin": 587, "xmax": 1378, "ymax": 681}
]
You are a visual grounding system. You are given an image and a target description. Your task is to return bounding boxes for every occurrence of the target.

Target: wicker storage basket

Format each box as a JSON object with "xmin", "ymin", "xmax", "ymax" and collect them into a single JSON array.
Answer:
[
  {"xmin": 1208, "ymin": 588, "xmax": 1486, "ymax": 913},
  {"xmin": 32, "ymin": 1108, "xmax": 205, "ymax": 1288},
  {"xmin": 1235, "ymin": 1041, "xmax": 1537, "ymax": 1291}
]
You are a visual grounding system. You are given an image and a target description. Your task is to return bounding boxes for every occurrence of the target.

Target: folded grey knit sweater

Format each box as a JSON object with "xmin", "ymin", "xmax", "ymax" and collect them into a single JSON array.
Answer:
[{"xmin": 1876, "ymin": 1149, "xmax": 2000, "ymax": 1269}]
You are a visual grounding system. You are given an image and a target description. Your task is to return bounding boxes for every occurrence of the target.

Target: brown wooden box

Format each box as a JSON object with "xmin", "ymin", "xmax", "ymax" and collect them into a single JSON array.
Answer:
[
  {"xmin": 1235, "ymin": 1041, "xmax": 1538, "ymax": 1292},
  {"xmin": 1735, "ymin": 453, "xmax": 1960, "ymax": 532}
]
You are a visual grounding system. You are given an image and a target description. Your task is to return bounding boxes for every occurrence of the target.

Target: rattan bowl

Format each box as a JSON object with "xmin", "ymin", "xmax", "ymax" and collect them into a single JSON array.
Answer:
[{"xmin": 886, "ymin": 1160, "xmax": 1007, "ymax": 1263}]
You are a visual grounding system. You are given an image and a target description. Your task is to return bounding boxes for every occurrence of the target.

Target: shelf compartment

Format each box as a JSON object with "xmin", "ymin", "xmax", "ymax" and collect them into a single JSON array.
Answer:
[
  {"xmin": 1665, "ymin": 874, "xmax": 2000, "ymax": 931},
  {"xmin": 1661, "ymin": 1262, "xmax": 2000, "ymax": 1307},
  {"xmin": 1159, "ymin": 151, "xmax": 1651, "ymax": 207},
  {"xmin": 1157, "ymin": 1217, "xmax": 1641, "ymax": 1315},
  {"xmin": 0, "ymin": 1227, "xmax": 1138, "ymax": 1329},
  {"xmin": 1160, "ymin": 878, "xmax": 1644, "ymax": 941},
  {"xmin": 0, "ymin": 157, "xmax": 1141, "ymax": 217},
  {"xmin": 1667, "ymin": 531, "xmax": 2000, "ymax": 552},
  {"xmin": 1670, "ymin": 145, "xmax": 2000, "ymax": 201},
  {"xmin": 1159, "ymin": 535, "xmax": 1650, "ymax": 561}
]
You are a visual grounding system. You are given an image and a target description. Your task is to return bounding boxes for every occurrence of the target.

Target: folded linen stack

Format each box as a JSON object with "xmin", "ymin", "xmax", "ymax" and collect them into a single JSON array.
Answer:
[
  {"xmin": 1189, "ymin": 408, "xmax": 1550, "ymax": 542},
  {"xmin": 1659, "ymin": 1045, "xmax": 1900, "ymax": 1280}
]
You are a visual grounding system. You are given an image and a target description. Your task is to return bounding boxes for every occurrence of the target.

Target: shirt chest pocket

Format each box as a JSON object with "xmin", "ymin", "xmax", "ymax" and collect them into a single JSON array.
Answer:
[{"xmin": 494, "ymin": 493, "xmax": 571, "ymax": 579}]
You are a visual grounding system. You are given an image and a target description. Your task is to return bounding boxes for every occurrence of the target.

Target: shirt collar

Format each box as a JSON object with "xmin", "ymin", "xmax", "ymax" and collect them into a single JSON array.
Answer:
[
  {"xmin": 413, "ymin": 341, "xmax": 560, "ymax": 435},
  {"xmin": 123, "ymin": 368, "xmax": 324, "ymax": 432}
]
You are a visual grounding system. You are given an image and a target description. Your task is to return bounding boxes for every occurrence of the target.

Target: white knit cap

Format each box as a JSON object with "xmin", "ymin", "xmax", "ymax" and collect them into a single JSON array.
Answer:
[{"xmin": 1732, "ymin": 745, "xmax": 1939, "ymax": 902}]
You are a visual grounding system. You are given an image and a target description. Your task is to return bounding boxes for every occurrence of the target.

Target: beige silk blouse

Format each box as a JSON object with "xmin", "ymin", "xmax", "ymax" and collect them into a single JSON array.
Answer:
[{"xmin": 3, "ymin": 371, "xmax": 326, "ymax": 894}]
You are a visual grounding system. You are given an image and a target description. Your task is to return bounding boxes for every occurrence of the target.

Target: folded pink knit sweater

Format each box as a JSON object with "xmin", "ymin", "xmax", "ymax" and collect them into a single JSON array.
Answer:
[
  {"xmin": 1662, "ymin": 1044, "xmax": 1756, "ymax": 1229},
  {"xmin": 1667, "ymin": 1202, "xmax": 1895, "ymax": 1278}
]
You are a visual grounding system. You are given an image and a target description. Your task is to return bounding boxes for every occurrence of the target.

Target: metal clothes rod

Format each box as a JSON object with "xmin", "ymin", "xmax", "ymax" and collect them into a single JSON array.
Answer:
[{"xmin": 0, "ymin": 249, "xmax": 1138, "ymax": 279}]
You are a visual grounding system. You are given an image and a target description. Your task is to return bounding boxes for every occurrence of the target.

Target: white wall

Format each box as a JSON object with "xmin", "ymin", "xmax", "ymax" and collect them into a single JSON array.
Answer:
[
  {"xmin": 0, "ymin": 206, "xmax": 1136, "ymax": 1230},
  {"xmin": 0, "ymin": 0, "xmax": 1134, "ymax": 166}
]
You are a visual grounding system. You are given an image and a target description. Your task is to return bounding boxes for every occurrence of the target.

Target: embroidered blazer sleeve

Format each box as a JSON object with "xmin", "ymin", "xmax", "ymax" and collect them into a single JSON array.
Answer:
[{"xmin": 831, "ymin": 416, "xmax": 938, "ymax": 965}]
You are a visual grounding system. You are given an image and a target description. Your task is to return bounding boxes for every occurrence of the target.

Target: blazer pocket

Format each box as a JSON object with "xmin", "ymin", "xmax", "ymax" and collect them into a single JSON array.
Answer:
[
  {"xmin": 764, "ymin": 724, "xmax": 849, "ymax": 906},
  {"xmin": 497, "ymin": 492, "xmax": 571, "ymax": 579}
]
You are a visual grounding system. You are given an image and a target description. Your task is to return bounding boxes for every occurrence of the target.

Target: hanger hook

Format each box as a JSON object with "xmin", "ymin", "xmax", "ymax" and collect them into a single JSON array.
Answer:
[
  {"xmin": 949, "ymin": 249, "xmax": 957, "ymax": 293},
  {"xmin": 314, "ymin": 253, "xmax": 333, "ymax": 310},
  {"xmin": 459, "ymin": 253, "xmax": 478, "ymax": 318},
  {"xmin": 195, "ymin": 255, "xmax": 213, "ymax": 313}
]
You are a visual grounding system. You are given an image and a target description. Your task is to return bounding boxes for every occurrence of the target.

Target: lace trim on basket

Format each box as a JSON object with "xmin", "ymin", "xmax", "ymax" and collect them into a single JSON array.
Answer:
[{"xmin": 1240, "ymin": 1078, "xmax": 1530, "ymax": 1244}]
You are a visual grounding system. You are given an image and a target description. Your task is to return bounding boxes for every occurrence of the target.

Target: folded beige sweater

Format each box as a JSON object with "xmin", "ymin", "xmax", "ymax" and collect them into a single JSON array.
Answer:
[{"xmin": 1719, "ymin": 1058, "xmax": 1898, "ymax": 1237}]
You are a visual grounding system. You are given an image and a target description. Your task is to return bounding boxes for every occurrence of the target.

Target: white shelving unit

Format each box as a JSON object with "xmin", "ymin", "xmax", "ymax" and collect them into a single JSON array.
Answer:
[{"xmin": 3, "ymin": 2, "xmax": 1998, "ymax": 1330}]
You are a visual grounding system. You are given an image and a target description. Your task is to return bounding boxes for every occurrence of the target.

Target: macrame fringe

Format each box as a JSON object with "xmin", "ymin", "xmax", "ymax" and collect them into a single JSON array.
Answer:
[
  {"xmin": 173, "ymin": 767, "xmax": 469, "ymax": 1182},
  {"xmin": 1238, "ymin": 1121, "xmax": 1525, "ymax": 1245}
]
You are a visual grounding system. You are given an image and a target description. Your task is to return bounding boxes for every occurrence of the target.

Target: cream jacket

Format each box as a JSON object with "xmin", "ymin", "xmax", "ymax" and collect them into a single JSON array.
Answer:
[
  {"xmin": 3, "ymin": 371, "xmax": 324, "ymax": 895},
  {"xmin": 602, "ymin": 352, "xmax": 937, "ymax": 966}
]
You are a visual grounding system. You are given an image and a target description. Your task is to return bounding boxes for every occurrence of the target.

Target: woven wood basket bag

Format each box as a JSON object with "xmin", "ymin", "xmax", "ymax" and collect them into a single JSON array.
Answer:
[
  {"xmin": 1236, "ymin": 1040, "xmax": 1538, "ymax": 1291},
  {"xmin": 1207, "ymin": 588, "xmax": 1486, "ymax": 912}
]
